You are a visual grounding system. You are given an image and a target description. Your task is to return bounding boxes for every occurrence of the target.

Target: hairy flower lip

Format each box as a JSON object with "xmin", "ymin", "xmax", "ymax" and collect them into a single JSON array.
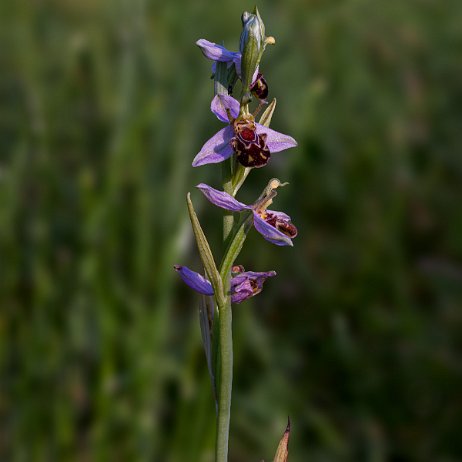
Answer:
[
  {"xmin": 174, "ymin": 265, "xmax": 276, "ymax": 304},
  {"xmin": 192, "ymin": 94, "xmax": 297, "ymax": 168},
  {"xmin": 232, "ymin": 117, "xmax": 271, "ymax": 168},
  {"xmin": 250, "ymin": 73, "xmax": 269, "ymax": 101},
  {"xmin": 196, "ymin": 183, "xmax": 297, "ymax": 246}
]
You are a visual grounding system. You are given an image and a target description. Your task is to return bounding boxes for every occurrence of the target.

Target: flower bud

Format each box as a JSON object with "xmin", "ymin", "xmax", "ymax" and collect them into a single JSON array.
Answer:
[{"xmin": 239, "ymin": 7, "xmax": 266, "ymax": 100}]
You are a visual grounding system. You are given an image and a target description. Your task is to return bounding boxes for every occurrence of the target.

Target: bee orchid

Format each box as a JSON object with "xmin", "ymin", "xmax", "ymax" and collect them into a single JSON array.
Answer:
[
  {"xmin": 196, "ymin": 181, "xmax": 298, "ymax": 247},
  {"xmin": 174, "ymin": 265, "xmax": 276, "ymax": 304},
  {"xmin": 192, "ymin": 94, "xmax": 297, "ymax": 168}
]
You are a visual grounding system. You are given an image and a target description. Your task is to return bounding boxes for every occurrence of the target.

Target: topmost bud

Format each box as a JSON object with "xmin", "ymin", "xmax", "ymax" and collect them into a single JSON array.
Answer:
[
  {"xmin": 240, "ymin": 8, "xmax": 265, "ymax": 53},
  {"xmin": 239, "ymin": 7, "xmax": 269, "ymax": 103}
]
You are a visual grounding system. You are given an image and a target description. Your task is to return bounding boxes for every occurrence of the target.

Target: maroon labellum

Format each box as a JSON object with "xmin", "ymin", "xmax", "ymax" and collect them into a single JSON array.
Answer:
[
  {"xmin": 250, "ymin": 73, "xmax": 269, "ymax": 101},
  {"xmin": 264, "ymin": 212, "xmax": 298, "ymax": 238},
  {"xmin": 232, "ymin": 117, "xmax": 271, "ymax": 168}
]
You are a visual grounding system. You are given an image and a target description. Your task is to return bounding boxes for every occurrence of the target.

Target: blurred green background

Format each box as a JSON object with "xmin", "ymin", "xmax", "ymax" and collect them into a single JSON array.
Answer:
[{"xmin": 1, "ymin": 0, "xmax": 462, "ymax": 461}]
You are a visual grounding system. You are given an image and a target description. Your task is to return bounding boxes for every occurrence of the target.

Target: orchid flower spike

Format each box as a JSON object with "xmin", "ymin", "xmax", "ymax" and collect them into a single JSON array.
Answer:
[
  {"xmin": 174, "ymin": 265, "xmax": 276, "ymax": 304},
  {"xmin": 193, "ymin": 94, "xmax": 297, "ymax": 168},
  {"xmin": 196, "ymin": 180, "xmax": 298, "ymax": 247}
]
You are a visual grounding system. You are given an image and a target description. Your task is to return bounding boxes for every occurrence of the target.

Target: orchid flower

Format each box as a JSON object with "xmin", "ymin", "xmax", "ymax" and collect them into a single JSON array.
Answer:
[
  {"xmin": 174, "ymin": 264, "xmax": 276, "ymax": 304},
  {"xmin": 196, "ymin": 182, "xmax": 298, "ymax": 247},
  {"xmin": 192, "ymin": 94, "xmax": 297, "ymax": 168}
]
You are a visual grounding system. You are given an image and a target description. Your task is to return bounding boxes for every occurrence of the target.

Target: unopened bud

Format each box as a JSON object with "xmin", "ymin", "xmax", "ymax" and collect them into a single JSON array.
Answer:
[{"xmin": 239, "ymin": 7, "xmax": 266, "ymax": 99}]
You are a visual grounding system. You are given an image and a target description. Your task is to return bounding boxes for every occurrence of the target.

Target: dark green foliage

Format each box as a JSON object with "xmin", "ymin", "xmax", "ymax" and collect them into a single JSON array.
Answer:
[{"xmin": 1, "ymin": 0, "xmax": 461, "ymax": 461}]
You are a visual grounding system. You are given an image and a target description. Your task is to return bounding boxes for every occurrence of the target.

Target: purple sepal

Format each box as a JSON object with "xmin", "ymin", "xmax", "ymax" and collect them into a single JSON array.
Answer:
[
  {"xmin": 197, "ymin": 183, "xmax": 249, "ymax": 212},
  {"xmin": 231, "ymin": 270, "xmax": 277, "ymax": 304},
  {"xmin": 192, "ymin": 126, "xmax": 234, "ymax": 167},
  {"xmin": 255, "ymin": 123, "xmax": 298, "ymax": 153},
  {"xmin": 211, "ymin": 95, "xmax": 240, "ymax": 123},
  {"xmin": 253, "ymin": 212, "xmax": 294, "ymax": 246},
  {"xmin": 174, "ymin": 265, "xmax": 214, "ymax": 295},
  {"xmin": 196, "ymin": 39, "xmax": 240, "ymax": 63}
]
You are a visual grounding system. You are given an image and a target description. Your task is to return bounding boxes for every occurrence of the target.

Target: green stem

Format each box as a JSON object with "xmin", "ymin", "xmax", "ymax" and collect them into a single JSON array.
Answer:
[
  {"xmin": 214, "ymin": 60, "xmax": 234, "ymax": 462},
  {"xmin": 222, "ymin": 160, "xmax": 234, "ymax": 243},
  {"xmin": 214, "ymin": 214, "xmax": 252, "ymax": 462},
  {"xmin": 215, "ymin": 295, "xmax": 233, "ymax": 462}
]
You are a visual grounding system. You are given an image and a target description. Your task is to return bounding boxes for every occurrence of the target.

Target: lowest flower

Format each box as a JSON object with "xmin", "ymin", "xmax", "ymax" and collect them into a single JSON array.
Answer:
[{"xmin": 174, "ymin": 264, "xmax": 276, "ymax": 304}]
